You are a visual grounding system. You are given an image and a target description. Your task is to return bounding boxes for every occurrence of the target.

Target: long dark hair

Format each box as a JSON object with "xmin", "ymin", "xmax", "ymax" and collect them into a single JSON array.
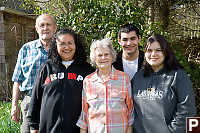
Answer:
[
  {"xmin": 48, "ymin": 28, "xmax": 87, "ymax": 65},
  {"xmin": 143, "ymin": 34, "xmax": 183, "ymax": 76}
]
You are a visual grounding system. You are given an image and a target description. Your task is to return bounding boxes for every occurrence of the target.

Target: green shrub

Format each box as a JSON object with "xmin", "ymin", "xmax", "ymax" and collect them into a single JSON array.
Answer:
[
  {"xmin": 19, "ymin": 0, "xmax": 200, "ymax": 116},
  {"xmin": 172, "ymin": 43, "xmax": 200, "ymax": 116},
  {"xmin": 0, "ymin": 102, "xmax": 20, "ymax": 133},
  {"xmin": 56, "ymin": 0, "xmax": 147, "ymax": 53},
  {"xmin": 25, "ymin": 0, "xmax": 147, "ymax": 52}
]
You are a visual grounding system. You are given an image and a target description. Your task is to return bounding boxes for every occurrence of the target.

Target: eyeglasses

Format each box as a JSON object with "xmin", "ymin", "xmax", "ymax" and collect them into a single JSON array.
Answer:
[
  {"xmin": 57, "ymin": 42, "xmax": 74, "ymax": 47},
  {"xmin": 145, "ymin": 48, "xmax": 163, "ymax": 54}
]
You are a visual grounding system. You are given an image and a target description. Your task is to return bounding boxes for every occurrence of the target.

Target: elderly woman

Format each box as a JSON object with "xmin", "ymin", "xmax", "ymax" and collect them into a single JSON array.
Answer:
[
  {"xmin": 131, "ymin": 34, "xmax": 196, "ymax": 133},
  {"xmin": 27, "ymin": 28, "xmax": 94, "ymax": 133},
  {"xmin": 76, "ymin": 38, "xmax": 134, "ymax": 133}
]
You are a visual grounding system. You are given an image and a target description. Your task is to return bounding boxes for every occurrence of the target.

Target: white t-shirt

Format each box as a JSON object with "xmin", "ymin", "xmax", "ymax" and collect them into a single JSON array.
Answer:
[
  {"xmin": 62, "ymin": 60, "xmax": 74, "ymax": 69},
  {"xmin": 122, "ymin": 57, "xmax": 138, "ymax": 80}
]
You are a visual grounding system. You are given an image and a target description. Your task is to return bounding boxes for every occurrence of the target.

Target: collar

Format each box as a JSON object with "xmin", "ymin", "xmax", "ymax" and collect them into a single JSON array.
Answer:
[
  {"xmin": 90, "ymin": 66, "xmax": 118, "ymax": 82},
  {"xmin": 122, "ymin": 57, "xmax": 139, "ymax": 63},
  {"xmin": 62, "ymin": 60, "xmax": 74, "ymax": 65},
  {"xmin": 62, "ymin": 60, "xmax": 74, "ymax": 69},
  {"xmin": 35, "ymin": 39, "xmax": 43, "ymax": 48},
  {"xmin": 152, "ymin": 67, "xmax": 167, "ymax": 75}
]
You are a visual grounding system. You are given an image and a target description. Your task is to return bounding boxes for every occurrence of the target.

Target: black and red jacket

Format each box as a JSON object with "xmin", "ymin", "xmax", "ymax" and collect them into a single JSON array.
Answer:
[{"xmin": 27, "ymin": 59, "xmax": 94, "ymax": 133}]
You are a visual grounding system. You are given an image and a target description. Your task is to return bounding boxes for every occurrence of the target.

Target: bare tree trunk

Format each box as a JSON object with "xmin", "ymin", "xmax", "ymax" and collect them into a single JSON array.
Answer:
[
  {"xmin": 158, "ymin": 1, "xmax": 170, "ymax": 31},
  {"xmin": 143, "ymin": 0, "xmax": 170, "ymax": 31},
  {"xmin": 148, "ymin": 2, "xmax": 155, "ymax": 25}
]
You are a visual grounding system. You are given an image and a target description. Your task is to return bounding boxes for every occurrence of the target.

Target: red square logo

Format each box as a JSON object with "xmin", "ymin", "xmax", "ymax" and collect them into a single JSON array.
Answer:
[
  {"xmin": 44, "ymin": 77, "xmax": 51, "ymax": 85},
  {"xmin": 186, "ymin": 117, "xmax": 200, "ymax": 133}
]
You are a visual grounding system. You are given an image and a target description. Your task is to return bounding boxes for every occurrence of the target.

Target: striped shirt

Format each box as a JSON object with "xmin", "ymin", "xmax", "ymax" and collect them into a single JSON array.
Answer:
[
  {"xmin": 77, "ymin": 67, "xmax": 134, "ymax": 133},
  {"xmin": 12, "ymin": 39, "xmax": 48, "ymax": 92}
]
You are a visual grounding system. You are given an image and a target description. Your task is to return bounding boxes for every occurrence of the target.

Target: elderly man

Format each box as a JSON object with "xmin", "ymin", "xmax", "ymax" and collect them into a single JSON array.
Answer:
[{"xmin": 11, "ymin": 14, "xmax": 57, "ymax": 133}]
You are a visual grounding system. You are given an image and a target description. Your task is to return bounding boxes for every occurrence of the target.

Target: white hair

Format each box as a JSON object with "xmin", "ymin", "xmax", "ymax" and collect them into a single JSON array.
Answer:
[
  {"xmin": 90, "ymin": 38, "xmax": 116, "ymax": 65},
  {"xmin": 35, "ymin": 13, "xmax": 56, "ymax": 26}
]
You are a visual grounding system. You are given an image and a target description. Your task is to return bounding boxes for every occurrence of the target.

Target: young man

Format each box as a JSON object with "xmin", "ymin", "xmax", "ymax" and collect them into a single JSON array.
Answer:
[
  {"xmin": 113, "ymin": 24, "xmax": 144, "ymax": 80},
  {"xmin": 11, "ymin": 14, "xmax": 57, "ymax": 133}
]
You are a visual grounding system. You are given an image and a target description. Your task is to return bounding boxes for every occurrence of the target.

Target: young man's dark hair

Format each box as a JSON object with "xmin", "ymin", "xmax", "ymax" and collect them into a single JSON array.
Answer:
[{"xmin": 118, "ymin": 23, "xmax": 141, "ymax": 39}]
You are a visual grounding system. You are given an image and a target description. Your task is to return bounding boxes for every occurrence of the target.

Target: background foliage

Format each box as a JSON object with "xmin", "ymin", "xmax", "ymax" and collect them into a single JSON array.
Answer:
[
  {"xmin": 0, "ymin": 102, "xmax": 20, "ymax": 133},
  {"xmin": 0, "ymin": 0, "xmax": 200, "ymax": 131},
  {"xmin": 19, "ymin": 0, "xmax": 200, "ymax": 115},
  {"xmin": 29, "ymin": 0, "xmax": 148, "ymax": 51},
  {"xmin": 7, "ymin": 0, "xmax": 200, "ymax": 112}
]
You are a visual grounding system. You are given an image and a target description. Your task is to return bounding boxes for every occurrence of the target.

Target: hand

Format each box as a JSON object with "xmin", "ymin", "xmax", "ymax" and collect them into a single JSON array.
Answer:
[
  {"xmin": 11, "ymin": 82, "xmax": 21, "ymax": 123},
  {"xmin": 80, "ymin": 128, "xmax": 87, "ymax": 133},
  {"xmin": 31, "ymin": 130, "xmax": 39, "ymax": 133},
  {"xmin": 126, "ymin": 126, "xmax": 133, "ymax": 133},
  {"xmin": 11, "ymin": 104, "xmax": 20, "ymax": 123}
]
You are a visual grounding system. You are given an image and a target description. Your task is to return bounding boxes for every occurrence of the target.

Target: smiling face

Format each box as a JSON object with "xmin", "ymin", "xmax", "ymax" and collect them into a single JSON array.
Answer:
[
  {"xmin": 118, "ymin": 31, "xmax": 141, "ymax": 57},
  {"xmin": 56, "ymin": 34, "xmax": 76, "ymax": 61},
  {"xmin": 94, "ymin": 47, "xmax": 113, "ymax": 70},
  {"xmin": 145, "ymin": 41, "xmax": 165, "ymax": 72}
]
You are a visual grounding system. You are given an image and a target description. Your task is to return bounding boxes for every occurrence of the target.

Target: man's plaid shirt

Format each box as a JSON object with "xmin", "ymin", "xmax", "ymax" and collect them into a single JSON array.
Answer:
[{"xmin": 12, "ymin": 39, "xmax": 48, "ymax": 92}]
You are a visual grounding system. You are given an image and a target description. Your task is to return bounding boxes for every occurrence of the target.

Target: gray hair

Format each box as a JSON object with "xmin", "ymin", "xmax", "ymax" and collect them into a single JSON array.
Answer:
[
  {"xmin": 35, "ymin": 13, "xmax": 57, "ymax": 26},
  {"xmin": 90, "ymin": 38, "xmax": 116, "ymax": 65}
]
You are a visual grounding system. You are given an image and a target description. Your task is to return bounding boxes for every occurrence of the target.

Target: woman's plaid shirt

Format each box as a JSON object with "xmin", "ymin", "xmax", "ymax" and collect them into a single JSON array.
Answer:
[{"xmin": 77, "ymin": 67, "xmax": 134, "ymax": 133}]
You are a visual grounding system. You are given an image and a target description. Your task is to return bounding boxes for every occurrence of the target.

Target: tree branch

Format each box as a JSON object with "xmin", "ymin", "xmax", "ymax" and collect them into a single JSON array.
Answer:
[
  {"xmin": 34, "ymin": 0, "xmax": 49, "ymax": 3},
  {"xmin": 171, "ymin": 19, "xmax": 200, "ymax": 32},
  {"xmin": 191, "ymin": 4, "xmax": 200, "ymax": 17}
]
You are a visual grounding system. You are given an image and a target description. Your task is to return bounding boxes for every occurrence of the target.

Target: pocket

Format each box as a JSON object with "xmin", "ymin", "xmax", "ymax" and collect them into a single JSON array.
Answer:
[
  {"xmin": 87, "ymin": 94, "xmax": 102, "ymax": 112},
  {"xmin": 21, "ymin": 96, "xmax": 31, "ymax": 117},
  {"xmin": 22, "ymin": 61, "xmax": 33, "ymax": 74},
  {"xmin": 110, "ymin": 88, "xmax": 126, "ymax": 99},
  {"xmin": 163, "ymin": 118, "xmax": 171, "ymax": 133},
  {"xmin": 87, "ymin": 94, "xmax": 98, "ymax": 101},
  {"xmin": 21, "ymin": 51, "xmax": 40, "ymax": 74},
  {"xmin": 110, "ymin": 98, "xmax": 126, "ymax": 111},
  {"xmin": 142, "ymin": 117, "xmax": 171, "ymax": 133},
  {"xmin": 142, "ymin": 99, "xmax": 164, "ymax": 118}
]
